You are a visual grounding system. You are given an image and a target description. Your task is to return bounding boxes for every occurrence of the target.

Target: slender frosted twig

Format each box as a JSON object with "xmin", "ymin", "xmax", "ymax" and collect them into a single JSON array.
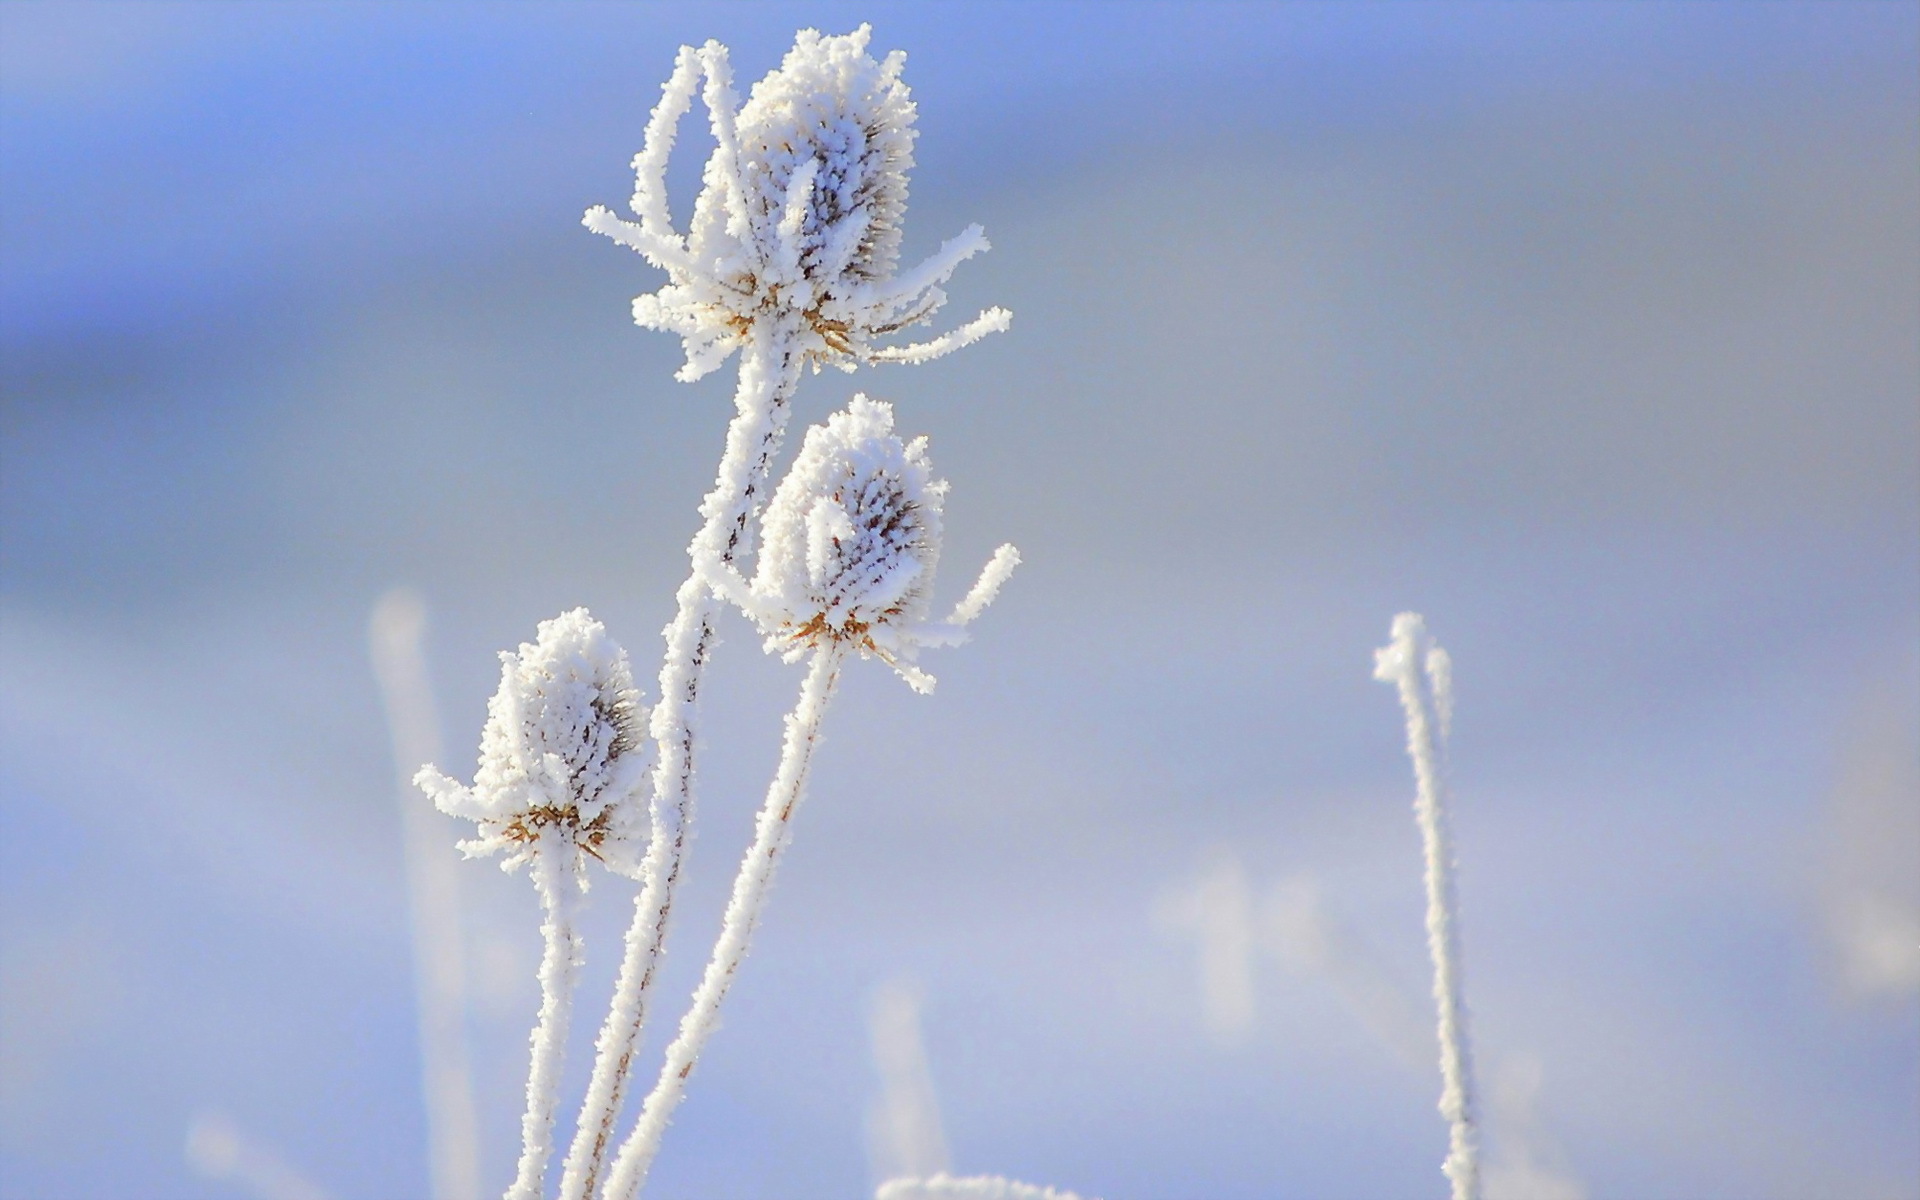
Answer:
[
  {"xmin": 603, "ymin": 646, "xmax": 846, "ymax": 1199},
  {"xmin": 1374, "ymin": 612, "xmax": 1480, "ymax": 1200},
  {"xmin": 628, "ymin": 46, "xmax": 702, "ymax": 256},
  {"xmin": 367, "ymin": 591, "xmax": 482, "ymax": 1200},
  {"xmin": 560, "ymin": 330, "xmax": 804, "ymax": 1200},
  {"xmin": 507, "ymin": 850, "xmax": 583, "ymax": 1200}
]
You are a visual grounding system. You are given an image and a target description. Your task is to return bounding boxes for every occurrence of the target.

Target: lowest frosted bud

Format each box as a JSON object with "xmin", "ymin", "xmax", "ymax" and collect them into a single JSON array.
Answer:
[
  {"xmin": 584, "ymin": 25, "xmax": 1010, "ymax": 381},
  {"xmin": 416, "ymin": 609, "xmax": 651, "ymax": 879},
  {"xmin": 721, "ymin": 394, "xmax": 1019, "ymax": 692}
]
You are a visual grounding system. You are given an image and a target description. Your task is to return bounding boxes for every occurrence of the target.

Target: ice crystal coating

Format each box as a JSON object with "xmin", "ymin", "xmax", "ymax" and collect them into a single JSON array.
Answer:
[
  {"xmin": 583, "ymin": 25, "xmax": 1011, "ymax": 381},
  {"xmin": 753, "ymin": 395, "xmax": 941, "ymax": 649},
  {"xmin": 717, "ymin": 395, "xmax": 1019, "ymax": 691},
  {"xmin": 416, "ymin": 609, "xmax": 651, "ymax": 878},
  {"xmin": 1375, "ymin": 612, "xmax": 1481, "ymax": 1200}
]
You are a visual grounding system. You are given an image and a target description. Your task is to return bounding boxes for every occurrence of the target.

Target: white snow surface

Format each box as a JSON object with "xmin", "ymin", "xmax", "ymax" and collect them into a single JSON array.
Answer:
[
  {"xmin": 416, "ymin": 608, "xmax": 650, "ymax": 879},
  {"xmin": 583, "ymin": 25, "xmax": 1010, "ymax": 381},
  {"xmin": 876, "ymin": 1174, "xmax": 1090, "ymax": 1200}
]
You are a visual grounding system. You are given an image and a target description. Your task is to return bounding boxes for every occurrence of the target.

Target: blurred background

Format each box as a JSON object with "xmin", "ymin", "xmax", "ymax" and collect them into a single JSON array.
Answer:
[{"xmin": 2, "ymin": 3, "xmax": 1915, "ymax": 1198}]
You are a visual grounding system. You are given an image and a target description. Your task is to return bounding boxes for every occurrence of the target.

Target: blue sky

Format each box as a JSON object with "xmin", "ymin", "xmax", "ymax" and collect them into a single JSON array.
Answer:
[{"xmin": 2, "ymin": 4, "xmax": 1916, "ymax": 1199}]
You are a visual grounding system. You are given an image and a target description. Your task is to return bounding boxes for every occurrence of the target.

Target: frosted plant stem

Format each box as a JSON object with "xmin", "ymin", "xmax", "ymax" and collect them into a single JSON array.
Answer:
[
  {"xmin": 1375, "ymin": 613, "xmax": 1480, "ymax": 1200},
  {"xmin": 560, "ymin": 326, "xmax": 803, "ymax": 1200},
  {"xmin": 508, "ymin": 850, "xmax": 583, "ymax": 1200},
  {"xmin": 604, "ymin": 646, "xmax": 846, "ymax": 1200}
]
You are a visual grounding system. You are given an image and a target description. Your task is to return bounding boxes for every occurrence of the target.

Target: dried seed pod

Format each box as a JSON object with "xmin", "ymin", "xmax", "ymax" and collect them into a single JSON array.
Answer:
[
  {"xmin": 723, "ymin": 395, "xmax": 1019, "ymax": 692},
  {"xmin": 417, "ymin": 609, "xmax": 650, "ymax": 879},
  {"xmin": 584, "ymin": 25, "xmax": 1010, "ymax": 381}
]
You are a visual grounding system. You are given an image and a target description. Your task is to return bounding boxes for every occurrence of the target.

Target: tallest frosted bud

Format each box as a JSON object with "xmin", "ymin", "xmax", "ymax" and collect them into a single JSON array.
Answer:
[
  {"xmin": 585, "ymin": 25, "xmax": 1011, "ymax": 380},
  {"xmin": 730, "ymin": 25, "xmax": 915, "ymax": 296}
]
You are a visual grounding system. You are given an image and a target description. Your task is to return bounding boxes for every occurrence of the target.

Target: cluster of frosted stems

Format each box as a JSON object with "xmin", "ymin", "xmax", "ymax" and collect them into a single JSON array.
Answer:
[
  {"xmin": 421, "ymin": 25, "xmax": 1019, "ymax": 1200},
  {"xmin": 413, "ymin": 23, "xmax": 1479, "ymax": 1200}
]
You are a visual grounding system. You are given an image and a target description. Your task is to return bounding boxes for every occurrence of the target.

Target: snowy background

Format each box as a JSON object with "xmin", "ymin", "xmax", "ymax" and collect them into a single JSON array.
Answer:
[{"xmin": 2, "ymin": 3, "xmax": 1916, "ymax": 1198}]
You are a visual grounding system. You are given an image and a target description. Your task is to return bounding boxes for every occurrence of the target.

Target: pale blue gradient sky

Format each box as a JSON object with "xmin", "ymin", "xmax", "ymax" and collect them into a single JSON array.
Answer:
[{"xmin": 2, "ymin": 4, "xmax": 1916, "ymax": 1199}]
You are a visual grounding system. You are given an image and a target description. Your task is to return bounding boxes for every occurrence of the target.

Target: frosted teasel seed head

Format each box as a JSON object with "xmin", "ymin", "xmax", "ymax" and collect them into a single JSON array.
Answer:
[
  {"xmin": 583, "ymin": 25, "xmax": 1011, "ymax": 382},
  {"xmin": 709, "ymin": 394, "xmax": 1019, "ymax": 692},
  {"xmin": 416, "ymin": 609, "xmax": 651, "ymax": 880}
]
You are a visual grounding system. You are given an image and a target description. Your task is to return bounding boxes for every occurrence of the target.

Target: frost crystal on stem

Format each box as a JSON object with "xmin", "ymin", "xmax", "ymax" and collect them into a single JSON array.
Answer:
[
  {"xmin": 721, "ymin": 393, "xmax": 1019, "ymax": 693},
  {"xmin": 415, "ymin": 609, "xmax": 650, "ymax": 1200},
  {"xmin": 1375, "ymin": 612, "xmax": 1480, "ymax": 1200},
  {"xmin": 603, "ymin": 646, "xmax": 847, "ymax": 1200},
  {"xmin": 583, "ymin": 24, "xmax": 1010, "ymax": 382}
]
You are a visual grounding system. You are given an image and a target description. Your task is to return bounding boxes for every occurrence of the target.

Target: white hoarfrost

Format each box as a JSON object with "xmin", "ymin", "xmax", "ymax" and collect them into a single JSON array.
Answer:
[
  {"xmin": 1375, "ymin": 612, "xmax": 1480, "ymax": 1200},
  {"xmin": 583, "ymin": 24, "xmax": 1010, "ymax": 381},
  {"xmin": 564, "ymin": 30, "xmax": 1010, "ymax": 1198},
  {"xmin": 416, "ymin": 609, "xmax": 650, "ymax": 1200},
  {"xmin": 417, "ymin": 608, "xmax": 651, "ymax": 880},
  {"xmin": 717, "ymin": 393, "xmax": 1020, "ymax": 693}
]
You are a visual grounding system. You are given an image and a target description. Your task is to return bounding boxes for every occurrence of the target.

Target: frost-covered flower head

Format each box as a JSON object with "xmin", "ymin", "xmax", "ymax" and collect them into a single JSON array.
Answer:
[
  {"xmin": 416, "ymin": 609, "xmax": 650, "ymax": 879},
  {"xmin": 584, "ymin": 25, "xmax": 1011, "ymax": 381},
  {"xmin": 716, "ymin": 395, "xmax": 1019, "ymax": 692}
]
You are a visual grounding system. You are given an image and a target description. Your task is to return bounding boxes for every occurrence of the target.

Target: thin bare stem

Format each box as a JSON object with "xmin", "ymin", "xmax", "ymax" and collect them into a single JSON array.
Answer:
[
  {"xmin": 559, "ymin": 327, "xmax": 804, "ymax": 1200},
  {"xmin": 507, "ymin": 850, "xmax": 582, "ymax": 1200},
  {"xmin": 603, "ymin": 646, "xmax": 846, "ymax": 1200},
  {"xmin": 1375, "ymin": 613, "xmax": 1480, "ymax": 1200}
]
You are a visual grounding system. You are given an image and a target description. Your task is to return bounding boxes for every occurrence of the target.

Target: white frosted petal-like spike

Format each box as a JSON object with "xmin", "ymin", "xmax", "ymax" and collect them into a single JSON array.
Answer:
[
  {"xmin": 862, "ymin": 225, "xmax": 992, "ymax": 315},
  {"xmin": 867, "ymin": 307, "xmax": 1014, "ymax": 366},
  {"xmin": 947, "ymin": 544, "xmax": 1022, "ymax": 626},
  {"xmin": 697, "ymin": 40, "xmax": 750, "ymax": 243},
  {"xmin": 582, "ymin": 207, "xmax": 694, "ymax": 277},
  {"xmin": 772, "ymin": 156, "xmax": 822, "ymax": 288},
  {"xmin": 629, "ymin": 45, "xmax": 703, "ymax": 242}
]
